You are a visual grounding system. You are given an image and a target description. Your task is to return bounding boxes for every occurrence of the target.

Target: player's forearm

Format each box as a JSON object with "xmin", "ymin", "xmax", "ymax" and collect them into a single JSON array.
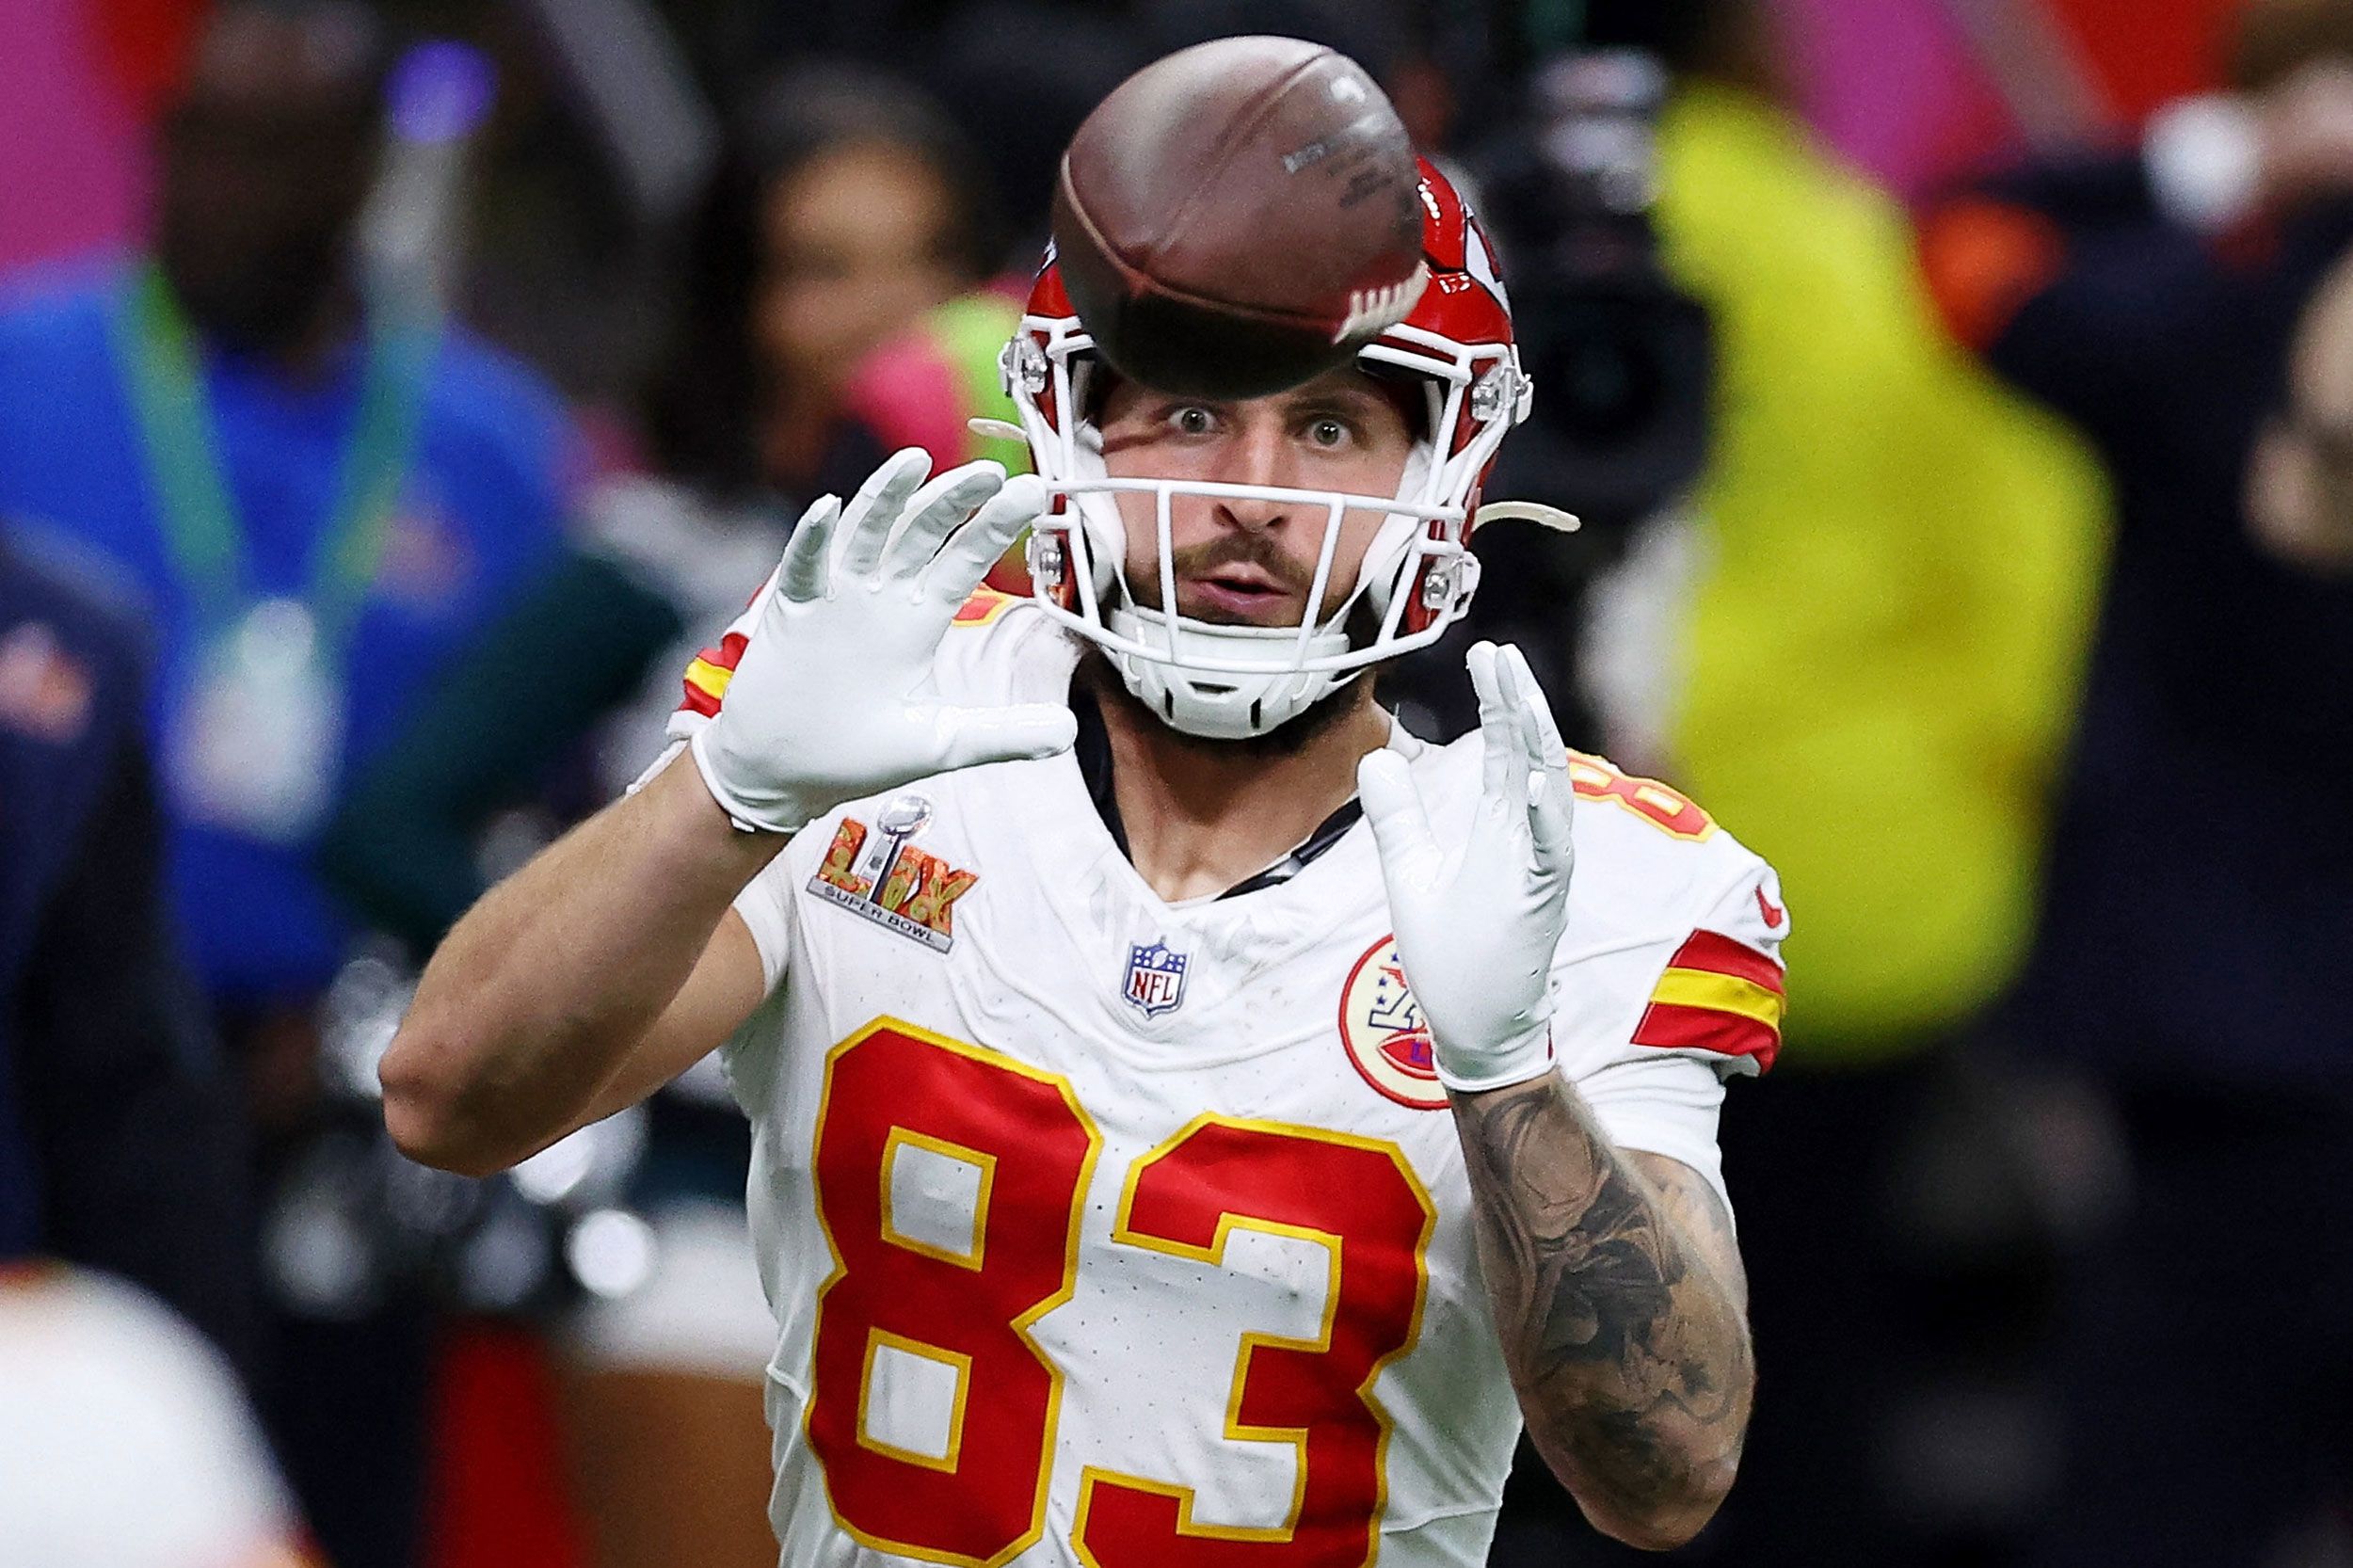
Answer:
[
  {"xmin": 1450, "ymin": 1072, "xmax": 1753, "ymax": 1551},
  {"xmin": 380, "ymin": 753, "xmax": 782, "ymax": 1175}
]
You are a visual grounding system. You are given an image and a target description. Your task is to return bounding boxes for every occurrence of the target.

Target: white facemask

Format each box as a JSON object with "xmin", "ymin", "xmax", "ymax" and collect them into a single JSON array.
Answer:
[{"xmin": 1003, "ymin": 317, "xmax": 1546, "ymax": 740}]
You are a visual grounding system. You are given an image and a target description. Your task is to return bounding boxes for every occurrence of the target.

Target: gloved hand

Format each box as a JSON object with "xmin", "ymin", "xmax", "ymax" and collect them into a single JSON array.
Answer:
[
  {"xmin": 691, "ymin": 448, "xmax": 1077, "ymax": 834},
  {"xmin": 1357, "ymin": 642, "xmax": 1573, "ymax": 1093}
]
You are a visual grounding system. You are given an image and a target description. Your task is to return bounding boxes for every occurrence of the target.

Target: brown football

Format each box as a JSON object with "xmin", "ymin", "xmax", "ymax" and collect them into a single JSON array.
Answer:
[{"xmin": 1050, "ymin": 35, "xmax": 1428, "ymax": 400}]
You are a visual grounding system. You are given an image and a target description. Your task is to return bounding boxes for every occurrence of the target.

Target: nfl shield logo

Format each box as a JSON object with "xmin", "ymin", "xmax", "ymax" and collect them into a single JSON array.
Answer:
[{"xmin": 1123, "ymin": 940, "xmax": 1190, "ymax": 1018}]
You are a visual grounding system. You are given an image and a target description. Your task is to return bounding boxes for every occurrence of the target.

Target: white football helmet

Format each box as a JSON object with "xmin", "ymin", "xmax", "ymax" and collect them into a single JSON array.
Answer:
[{"xmin": 1000, "ymin": 158, "xmax": 1552, "ymax": 740}]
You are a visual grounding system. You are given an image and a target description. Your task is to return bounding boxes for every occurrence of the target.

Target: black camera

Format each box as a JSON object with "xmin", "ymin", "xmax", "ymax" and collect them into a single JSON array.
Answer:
[
  {"xmin": 1388, "ymin": 48, "xmax": 1712, "ymax": 744},
  {"xmin": 1481, "ymin": 49, "xmax": 1713, "ymax": 527}
]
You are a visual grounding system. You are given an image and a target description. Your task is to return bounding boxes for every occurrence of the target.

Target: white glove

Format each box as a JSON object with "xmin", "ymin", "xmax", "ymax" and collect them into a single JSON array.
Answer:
[
  {"xmin": 690, "ymin": 448, "xmax": 1078, "ymax": 834},
  {"xmin": 1357, "ymin": 642, "xmax": 1574, "ymax": 1094}
]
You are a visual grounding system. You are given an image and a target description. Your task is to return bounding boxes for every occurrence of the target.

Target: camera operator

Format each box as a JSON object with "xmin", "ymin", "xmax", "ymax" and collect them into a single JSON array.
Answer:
[
  {"xmin": 1914, "ymin": 2, "xmax": 2353, "ymax": 1560},
  {"xmin": 1477, "ymin": 3, "xmax": 2111, "ymax": 1563},
  {"xmin": 1386, "ymin": 21, "xmax": 1713, "ymax": 745}
]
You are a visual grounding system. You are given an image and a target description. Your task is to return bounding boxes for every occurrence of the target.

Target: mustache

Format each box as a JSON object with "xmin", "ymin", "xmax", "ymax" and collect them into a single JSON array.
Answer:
[{"xmin": 1161, "ymin": 534, "xmax": 1315, "ymax": 596}]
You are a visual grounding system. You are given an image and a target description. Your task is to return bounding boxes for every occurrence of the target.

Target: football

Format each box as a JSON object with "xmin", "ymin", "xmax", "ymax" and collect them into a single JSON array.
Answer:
[{"xmin": 1049, "ymin": 35, "xmax": 1428, "ymax": 400}]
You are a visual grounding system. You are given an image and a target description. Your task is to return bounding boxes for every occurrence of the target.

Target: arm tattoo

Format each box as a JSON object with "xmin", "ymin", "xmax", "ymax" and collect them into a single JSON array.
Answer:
[{"xmin": 1452, "ymin": 1074, "xmax": 1753, "ymax": 1541}]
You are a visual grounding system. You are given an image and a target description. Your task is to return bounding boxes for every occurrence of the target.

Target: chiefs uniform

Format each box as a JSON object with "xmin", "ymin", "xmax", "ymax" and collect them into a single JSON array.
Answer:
[{"xmin": 654, "ymin": 590, "xmax": 1785, "ymax": 1568}]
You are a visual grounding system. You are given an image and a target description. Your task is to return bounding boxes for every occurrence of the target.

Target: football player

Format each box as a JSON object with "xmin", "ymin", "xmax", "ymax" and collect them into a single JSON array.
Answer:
[{"xmin": 383, "ymin": 161, "xmax": 1785, "ymax": 1561}]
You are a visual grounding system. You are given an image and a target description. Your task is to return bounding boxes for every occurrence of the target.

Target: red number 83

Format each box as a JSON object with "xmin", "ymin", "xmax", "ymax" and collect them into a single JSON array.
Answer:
[{"xmin": 807, "ymin": 1021, "xmax": 1437, "ymax": 1568}]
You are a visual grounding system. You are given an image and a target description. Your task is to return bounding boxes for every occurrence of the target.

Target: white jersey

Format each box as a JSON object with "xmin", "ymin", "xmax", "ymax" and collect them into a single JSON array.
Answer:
[{"xmin": 664, "ymin": 589, "xmax": 1787, "ymax": 1568}]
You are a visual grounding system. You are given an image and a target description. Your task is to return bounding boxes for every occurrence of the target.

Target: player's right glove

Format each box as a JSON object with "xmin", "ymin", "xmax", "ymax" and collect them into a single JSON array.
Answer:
[
  {"xmin": 690, "ymin": 448, "xmax": 1078, "ymax": 835},
  {"xmin": 1357, "ymin": 641, "xmax": 1573, "ymax": 1094}
]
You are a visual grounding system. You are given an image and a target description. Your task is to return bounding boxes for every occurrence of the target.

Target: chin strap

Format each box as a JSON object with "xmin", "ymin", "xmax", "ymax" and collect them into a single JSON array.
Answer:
[{"xmin": 1472, "ymin": 500, "xmax": 1582, "ymax": 533}]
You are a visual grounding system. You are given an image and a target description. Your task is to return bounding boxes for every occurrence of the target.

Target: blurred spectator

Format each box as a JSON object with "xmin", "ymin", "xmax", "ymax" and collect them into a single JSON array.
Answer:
[
  {"xmin": 324, "ymin": 60, "xmax": 1003, "ymax": 940},
  {"xmin": 0, "ymin": 0, "xmax": 570, "ymax": 1072},
  {"xmin": 0, "ymin": 6, "xmax": 574, "ymax": 1564},
  {"xmin": 1916, "ymin": 3, "xmax": 2353, "ymax": 1560},
  {"xmin": 0, "ymin": 523, "xmax": 257, "ymax": 1384},
  {"xmin": 1645, "ymin": 11, "xmax": 2108, "ymax": 1065},
  {"xmin": 1498, "ymin": 2, "xmax": 2111, "ymax": 1563},
  {"xmin": 0, "ymin": 1262, "xmax": 315, "ymax": 1568},
  {"xmin": 643, "ymin": 61, "xmax": 998, "ymax": 507},
  {"xmin": 321, "ymin": 62, "xmax": 1004, "ymax": 1568}
]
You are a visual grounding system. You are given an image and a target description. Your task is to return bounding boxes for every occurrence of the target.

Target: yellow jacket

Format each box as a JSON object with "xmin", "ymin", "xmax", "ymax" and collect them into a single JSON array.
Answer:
[{"xmin": 1651, "ymin": 84, "xmax": 2108, "ymax": 1057}]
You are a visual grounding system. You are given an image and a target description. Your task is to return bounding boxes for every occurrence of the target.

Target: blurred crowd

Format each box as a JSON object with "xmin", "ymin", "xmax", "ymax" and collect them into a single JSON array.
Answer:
[{"xmin": 1, "ymin": 0, "xmax": 2347, "ymax": 1565}]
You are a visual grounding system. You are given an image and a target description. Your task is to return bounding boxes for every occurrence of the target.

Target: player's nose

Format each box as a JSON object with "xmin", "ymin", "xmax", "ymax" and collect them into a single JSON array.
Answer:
[
  {"xmin": 1214, "ymin": 419, "xmax": 1296, "ymax": 532},
  {"xmin": 1213, "ymin": 491, "xmax": 1291, "ymax": 534}
]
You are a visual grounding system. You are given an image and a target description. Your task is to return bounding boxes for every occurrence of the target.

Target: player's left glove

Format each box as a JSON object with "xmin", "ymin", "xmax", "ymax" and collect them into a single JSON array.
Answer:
[
  {"xmin": 688, "ymin": 450, "xmax": 1075, "ymax": 835},
  {"xmin": 1357, "ymin": 641, "xmax": 1573, "ymax": 1094}
]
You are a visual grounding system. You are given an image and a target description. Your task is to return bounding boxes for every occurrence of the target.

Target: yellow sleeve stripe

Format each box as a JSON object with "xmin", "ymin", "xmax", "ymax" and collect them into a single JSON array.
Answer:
[
  {"xmin": 1648, "ymin": 968, "xmax": 1787, "ymax": 1031},
  {"xmin": 684, "ymin": 656, "xmax": 734, "ymax": 700}
]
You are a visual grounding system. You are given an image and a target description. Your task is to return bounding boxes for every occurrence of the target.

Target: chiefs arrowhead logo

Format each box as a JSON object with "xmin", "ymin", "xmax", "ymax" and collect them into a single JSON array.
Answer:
[{"xmin": 1337, "ymin": 935, "xmax": 1449, "ymax": 1111}]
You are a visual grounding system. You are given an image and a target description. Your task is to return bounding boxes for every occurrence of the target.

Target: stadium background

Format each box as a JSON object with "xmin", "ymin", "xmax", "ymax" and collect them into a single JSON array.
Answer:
[{"xmin": 3, "ymin": 0, "xmax": 2347, "ymax": 1566}]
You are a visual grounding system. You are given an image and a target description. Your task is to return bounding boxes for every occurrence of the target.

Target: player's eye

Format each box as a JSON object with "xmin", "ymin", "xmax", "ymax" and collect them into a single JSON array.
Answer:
[
  {"xmin": 1306, "ymin": 416, "xmax": 1352, "ymax": 448},
  {"xmin": 1169, "ymin": 405, "xmax": 1217, "ymax": 437}
]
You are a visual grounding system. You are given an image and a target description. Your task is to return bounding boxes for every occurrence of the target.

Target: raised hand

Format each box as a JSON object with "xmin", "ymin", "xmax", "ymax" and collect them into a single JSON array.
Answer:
[
  {"xmin": 691, "ymin": 448, "xmax": 1078, "ymax": 834},
  {"xmin": 1357, "ymin": 641, "xmax": 1573, "ymax": 1093}
]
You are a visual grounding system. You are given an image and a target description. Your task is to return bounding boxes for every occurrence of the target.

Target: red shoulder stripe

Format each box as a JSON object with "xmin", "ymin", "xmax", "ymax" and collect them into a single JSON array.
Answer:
[
  {"xmin": 1631, "ymin": 1005, "xmax": 1780, "ymax": 1072},
  {"xmin": 678, "ymin": 630, "xmax": 748, "ymax": 716},
  {"xmin": 1661, "ymin": 928, "xmax": 1785, "ymax": 993}
]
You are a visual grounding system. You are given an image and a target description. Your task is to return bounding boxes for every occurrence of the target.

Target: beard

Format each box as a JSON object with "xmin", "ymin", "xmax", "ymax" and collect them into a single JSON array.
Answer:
[
  {"xmin": 1072, "ymin": 642, "xmax": 1377, "ymax": 761},
  {"xmin": 1085, "ymin": 531, "xmax": 1394, "ymax": 757},
  {"xmin": 1080, "ymin": 521, "xmax": 1400, "ymax": 756}
]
